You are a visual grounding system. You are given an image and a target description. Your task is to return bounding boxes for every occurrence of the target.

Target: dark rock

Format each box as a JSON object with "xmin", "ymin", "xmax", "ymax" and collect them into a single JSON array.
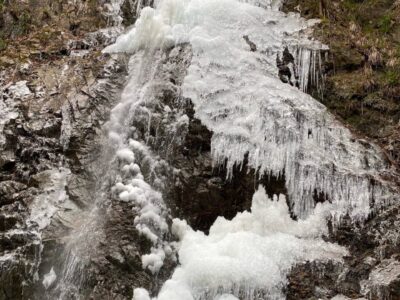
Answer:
[
  {"xmin": 243, "ymin": 35, "xmax": 257, "ymax": 52},
  {"xmin": 0, "ymin": 181, "xmax": 26, "ymax": 206},
  {"xmin": 0, "ymin": 151, "xmax": 16, "ymax": 172},
  {"xmin": 0, "ymin": 214, "xmax": 21, "ymax": 231}
]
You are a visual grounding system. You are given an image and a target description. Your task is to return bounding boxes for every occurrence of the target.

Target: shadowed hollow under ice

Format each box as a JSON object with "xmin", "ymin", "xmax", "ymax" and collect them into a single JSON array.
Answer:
[{"xmin": 102, "ymin": 0, "xmax": 399, "ymax": 298}]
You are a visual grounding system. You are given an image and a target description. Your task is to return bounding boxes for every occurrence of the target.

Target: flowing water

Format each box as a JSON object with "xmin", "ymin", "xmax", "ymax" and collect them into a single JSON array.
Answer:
[{"xmin": 47, "ymin": 0, "xmax": 399, "ymax": 299}]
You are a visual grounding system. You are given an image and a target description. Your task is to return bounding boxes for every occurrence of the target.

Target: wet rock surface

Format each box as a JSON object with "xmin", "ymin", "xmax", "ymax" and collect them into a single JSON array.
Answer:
[{"xmin": 0, "ymin": 0, "xmax": 133, "ymax": 298}]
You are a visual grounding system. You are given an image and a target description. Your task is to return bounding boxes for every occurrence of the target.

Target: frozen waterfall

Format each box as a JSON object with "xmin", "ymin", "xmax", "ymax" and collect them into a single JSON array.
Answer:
[
  {"xmin": 100, "ymin": 0, "xmax": 399, "ymax": 299},
  {"xmin": 105, "ymin": 0, "xmax": 397, "ymax": 221}
]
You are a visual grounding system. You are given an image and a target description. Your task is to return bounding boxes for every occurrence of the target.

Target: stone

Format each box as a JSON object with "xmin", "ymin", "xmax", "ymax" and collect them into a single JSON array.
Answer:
[
  {"xmin": 0, "ymin": 181, "xmax": 26, "ymax": 206},
  {"xmin": 360, "ymin": 259, "xmax": 400, "ymax": 299}
]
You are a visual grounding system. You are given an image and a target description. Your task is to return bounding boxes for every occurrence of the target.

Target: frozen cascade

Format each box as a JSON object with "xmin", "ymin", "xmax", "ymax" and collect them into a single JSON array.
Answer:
[
  {"xmin": 105, "ymin": 0, "xmax": 398, "ymax": 221},
  {"xmin": 50, "ymin": 51, "xmax": 175, "ymax": 298},
  {"xmin": 101, "ymin": 0, "xmax": 400, "ymax": 298},
  {"xmin": 107, "ymin": 50, "xmax": 173, "ymax": 273}
]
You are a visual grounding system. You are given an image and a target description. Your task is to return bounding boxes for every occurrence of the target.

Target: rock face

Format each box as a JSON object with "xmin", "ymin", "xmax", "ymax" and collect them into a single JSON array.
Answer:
[{"xmin": 0, "ymin": 1, "xmax": 133, "ymax": 298}]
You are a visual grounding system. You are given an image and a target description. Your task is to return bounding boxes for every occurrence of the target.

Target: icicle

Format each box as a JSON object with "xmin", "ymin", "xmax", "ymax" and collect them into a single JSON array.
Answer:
[{"xmin": 104, "ymin": 0, "xmax": 125, "ymax": 27}]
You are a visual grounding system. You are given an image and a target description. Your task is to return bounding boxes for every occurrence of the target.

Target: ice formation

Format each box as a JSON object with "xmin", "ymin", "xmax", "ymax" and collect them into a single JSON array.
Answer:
[
  {"xmin": 134, "ymin": 187, "xmax": 347, "ymax": 300},
  {"xmin": 104, "ymin": 0, "xmax": 125, "ymax": 26},
  {"xmin": 28, "ymin": 168, "xmax": 70, "ymax": 230},
  {"xmin": 101, "ymin": 0, "xmax": 399, "ymax": 298},
  {"xmin": 7, "ymin": 80, "xmax": 32, "ymax": 98},
  {"xmin": 111, "ymin": 140, "xmax": 170, "ymax": 273},
  {"xmin": 360, "ymin": 259, "xmax": 400, "ymax": 298},
  {"xmin": 0, "ymin": 168, "xmax": 70, "ymax": 287},
  {"xmin": 42, "ymin": 267, "xmax": 57, "ymax": 290},
  {"xmin": 105, "ymin": 0, "xmax": 397, "ymax": 221},
  {"xmin": 105, "ymin": 51, "xmax": 175, "ymax": 273},
  {"xmin": 287, "ymin": 46, "xmax": 327, "ymax": 93}
]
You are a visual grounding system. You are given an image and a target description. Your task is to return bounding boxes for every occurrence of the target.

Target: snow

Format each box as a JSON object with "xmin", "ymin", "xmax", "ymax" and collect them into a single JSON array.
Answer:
[
  {"xmin": 42, "ymin": 267, "xmax": 57, "ymax": 290},
  {"xmin": 135, "ymin": 187, "xmax": 346, "ymax": 300}
]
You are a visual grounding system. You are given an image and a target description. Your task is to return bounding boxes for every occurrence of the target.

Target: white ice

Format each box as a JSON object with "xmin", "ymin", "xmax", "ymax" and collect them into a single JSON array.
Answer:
[
  {"xmin": 134, "ymin": 187, "xmax": 347, "ymax": 300},
  {"xmin": 7, "ymin": 81, "xmax": 32, "ymax": 99},
  {"xmin": 42, "ymin": 267, "xmax": 57, "ymax": 290},
  {"xmin": 106, "ymin": 51, "xmax": 175, "ymax": 274},
  {"xmin": 28, "ymin": 168, "xmax": 71, "ymax": 230}
]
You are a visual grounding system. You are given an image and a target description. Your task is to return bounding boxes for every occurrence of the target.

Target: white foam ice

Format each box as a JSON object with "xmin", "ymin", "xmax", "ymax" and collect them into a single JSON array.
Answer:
[
  {"xmin": 134, "ymin": 288, "xmax": 152, "ymax": 300},
  {"xmin": 215, "ymin": 295, "xmax": 239, "ymax": 300},
  {"xmin": 105, "ymin": 51, "xmax": 175, "ymax": 274},
  {"xmin": 134, "ymin": 187, "xmax": 347, "ymax": 300}
]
